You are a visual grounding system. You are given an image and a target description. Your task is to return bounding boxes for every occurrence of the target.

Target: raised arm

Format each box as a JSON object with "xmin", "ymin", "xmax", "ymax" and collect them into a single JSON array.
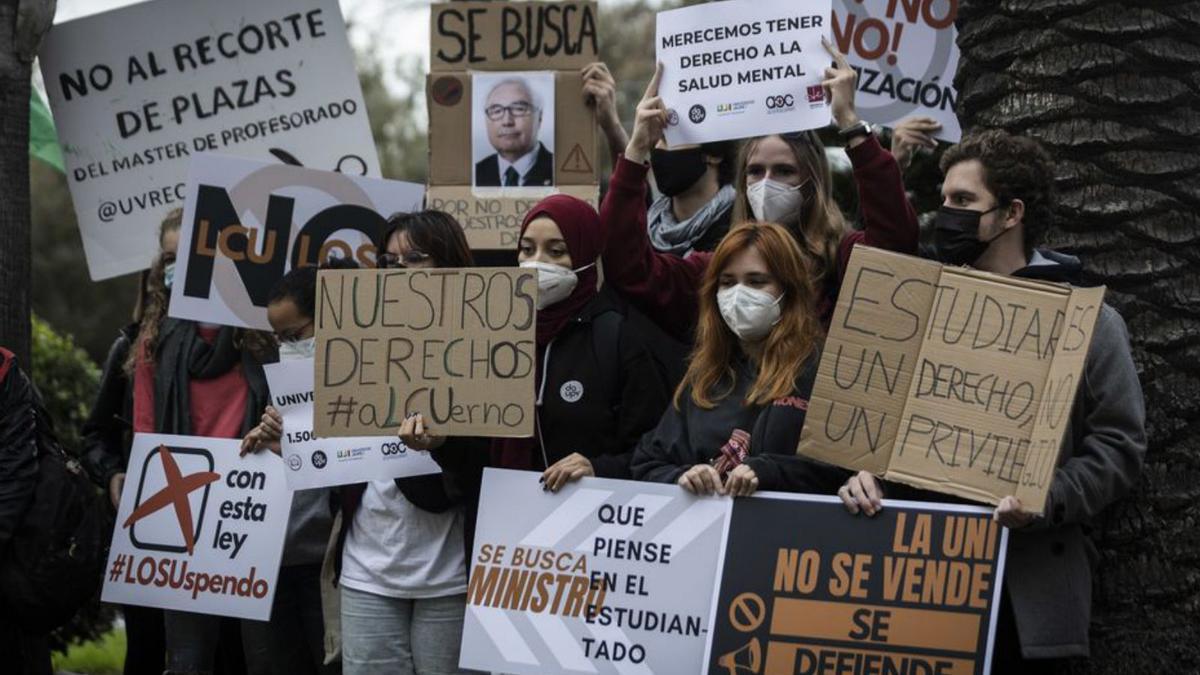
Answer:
[{"xmin": 600, "ymin": 64, "xmax": 709, "ymax": 342}]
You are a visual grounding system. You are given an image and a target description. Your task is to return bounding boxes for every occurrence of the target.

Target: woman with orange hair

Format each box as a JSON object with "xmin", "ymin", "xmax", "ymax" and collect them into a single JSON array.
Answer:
[{"xmin": 632, "ymin": 221, "xmax": 840, "ymax": 496}]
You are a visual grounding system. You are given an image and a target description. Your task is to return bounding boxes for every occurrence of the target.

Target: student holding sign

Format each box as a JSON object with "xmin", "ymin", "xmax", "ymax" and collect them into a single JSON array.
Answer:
[
  {"xmin": 837, "ymin": 131, "xmax": 1147, "ymax": 670},
  {"xmin": 600, "ymin": 41, "xmax": 918, "ymax": 340},
  {"xmin": 239, "ymin": 263, "xmax": 347, "ymax": 675},
  {"xmin": 333, "ymin": 211, "xmax": 484, "ymax": 675},
  {"xmin": 488, "ymin": 194, "xmax": 674, "ymax": 489},
  {"xmin": 632, "ymin": 222, "xmax": 834, "ymax": 496},
  {"xmin": 124, "ymin": 209, "xmax": 275, "ymax": 675}
]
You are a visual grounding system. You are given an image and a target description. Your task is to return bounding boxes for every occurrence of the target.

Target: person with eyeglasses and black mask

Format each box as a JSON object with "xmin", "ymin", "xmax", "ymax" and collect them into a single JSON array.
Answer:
[{"xmin": 836, "ymin": 130, "xmax": 1147, "ymax": 673}]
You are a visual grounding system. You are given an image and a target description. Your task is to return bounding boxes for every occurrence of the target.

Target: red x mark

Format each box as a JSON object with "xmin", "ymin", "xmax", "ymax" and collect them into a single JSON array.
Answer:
[{"xmin": 123, "ymin": 445, "xmax": 221, "ymax": 555}]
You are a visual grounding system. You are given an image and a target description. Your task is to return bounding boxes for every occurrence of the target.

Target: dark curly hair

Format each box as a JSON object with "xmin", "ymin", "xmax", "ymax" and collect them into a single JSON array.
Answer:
[
  {"xmin": 268, "ymin": 258, "xmax": 360, "ymax": 320},
  {"xmin": 940, "ymin": 130, "xmax": 1055, "ymax": 254}
]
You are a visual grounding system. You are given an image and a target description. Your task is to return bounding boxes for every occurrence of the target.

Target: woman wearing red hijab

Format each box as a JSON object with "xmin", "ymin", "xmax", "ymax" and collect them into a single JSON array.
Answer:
[{"xmin": 491, "ymin": 194, "xmax": 676, "ymax": 489}]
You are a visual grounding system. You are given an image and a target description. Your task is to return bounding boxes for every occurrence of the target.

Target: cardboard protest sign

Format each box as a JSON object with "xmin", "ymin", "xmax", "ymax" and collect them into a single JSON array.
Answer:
[
  {"xmin": 799, "ymin": 246, "xmax": 1106, "ymax": 512},
  {"xmin": 461, "ymin": 469, "xmax": 733, "ymax": 674},
  {"xmin": 263, "ymin": 358, "xmax": 441, "ymax": 491},
  {"xmin": 656, "ymin": 0, "xmax": 832, "ymax": 146},
  {"xmin": 428, "ymin": 1, "xmax": 599, "ymax": 249},
  {"xmin": 314, "ymin": 268, "xmax": 537, "ymax": 438},
  {"xmin": 431, "ymin": 1, "xmax": 598, "ymax": 72},
  {"xmin": 168, "ymin": 154, "xmax": 424, "ymax": 331},
  {"xmin": 708, "ymin": 494, "xmax": 1007, "ymax": 675},
  {"xmin": 102, "ymin": 433, "xmax": 292, "ymax": 620},
  {"xmin": 38, "ymin": 0, "xmax": 378, "ymax": 281},
  {"xmin": 833, "ymin": 0, "xmax": 962, "ymax": 141},
  {"xmin": 426, "ymin": 185, "xmax": 599, "ymax": 250}
]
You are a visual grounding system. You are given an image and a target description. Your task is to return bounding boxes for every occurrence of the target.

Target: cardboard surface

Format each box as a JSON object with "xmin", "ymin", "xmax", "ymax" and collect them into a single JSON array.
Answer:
[
  {"xmin": 428, "ymin": 1, "xmax": 598, "ymax": 251},
  {"xmin": 833, "ymin": 0, "xmax": 962, "ymax": 141},
  {"xmin": 426, "ymin": 184, "xmax": 599, "ymax": 250},
  {"xmin": 656, "ymin": 0, "xmax": 833, "ymax": 146},
  {"xmin": 798, "ymin": 247, "xmax": 1105, "ymax": 512},
  {"xmin": 168, "ymin": 154, "xmax": 424, "ymax": 330},
  {"xmin": 102, "ymin": 434, "xmax": 292, "ymax": 620},
  {"xmin": 38, "ymin": 0, "xmax": 377, "ymax": 280},
  {"xmin": 428, "ymin": 71, "xmax": 597, "ymax": 187},
  {"xmin": 430, "ymin": 1, "xmax": 598, "ymax": 72},
  {"xmin": 313, "ymin": 267, "xmax": 537, "ymax": 438}
]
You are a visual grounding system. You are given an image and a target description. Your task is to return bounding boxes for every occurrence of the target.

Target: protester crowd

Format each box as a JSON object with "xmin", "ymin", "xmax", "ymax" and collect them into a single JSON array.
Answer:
[{"xmin": 1, "ymin": 37, "xmax": 1146, "ymax": 675}]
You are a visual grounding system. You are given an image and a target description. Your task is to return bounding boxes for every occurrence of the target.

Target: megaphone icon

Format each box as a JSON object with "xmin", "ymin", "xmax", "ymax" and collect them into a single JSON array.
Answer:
[{"xmin": 717, "ymin": 638, "xmax": 762, "ymax": 675}]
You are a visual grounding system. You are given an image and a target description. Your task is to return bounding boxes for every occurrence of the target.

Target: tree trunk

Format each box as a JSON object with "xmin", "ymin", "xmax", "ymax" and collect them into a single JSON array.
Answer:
[
  {"xmin": 0, "ymin": 0, "xmax": 32, "ymax": 365},
  {"xmin": 957, "ymin": 1, "xmax": 1200, "ymax": 671}
]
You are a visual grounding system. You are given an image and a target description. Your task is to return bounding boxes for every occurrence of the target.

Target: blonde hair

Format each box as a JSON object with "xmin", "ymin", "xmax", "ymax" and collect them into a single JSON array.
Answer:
[{"xmin": 731, "ymin": 132, "xmax": 847, "ymax": 291}]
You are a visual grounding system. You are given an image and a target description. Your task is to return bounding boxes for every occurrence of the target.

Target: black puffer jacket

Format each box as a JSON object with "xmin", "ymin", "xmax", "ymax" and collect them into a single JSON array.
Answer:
[
  {"xmin": 0, "ymin": 349, "xmax": 40, "ymax": 547},
  {"xmin": 80, "ymin": 324, "xmax": 137, "ymax": 489}
]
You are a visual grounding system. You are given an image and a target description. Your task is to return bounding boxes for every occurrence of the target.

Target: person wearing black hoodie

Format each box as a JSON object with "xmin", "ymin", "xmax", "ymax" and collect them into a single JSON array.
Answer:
[
  {"xmin": 837, "ymin": 130, "xmax": 1147, "ymax": 672},
  {"xmin": 489, "ymin": 194, "xmax": 674, "ymax": 490},
  {"xmin": 632, "ymin": 221, "xmax": 840, "ymax": 496}
]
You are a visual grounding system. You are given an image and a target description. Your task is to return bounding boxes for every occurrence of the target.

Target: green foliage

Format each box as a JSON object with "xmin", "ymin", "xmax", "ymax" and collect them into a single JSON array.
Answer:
[
  {"xmin": 30, "ymin": 159, "xmax": 140, "ymax": 365},
  {"xmin": 51, "ymin": 628, "xmax": 125, "ymax": 675},
  {"xmin": 30, "ymin": 313, "xmax": 99, "ymax": 453},
  {"xmin": 358, "ymin": 47, "xmax": 428, "ymax": 183}
]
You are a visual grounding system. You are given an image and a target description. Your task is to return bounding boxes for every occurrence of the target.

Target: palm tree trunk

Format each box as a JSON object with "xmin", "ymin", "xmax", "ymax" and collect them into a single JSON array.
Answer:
[
  {"xmin": 0, "ymin": 0, "xmax": 32, "ymax": 365},
  {"xmin": 957, "ymin": 1, "xmax": 1200, "ymax": 671}
]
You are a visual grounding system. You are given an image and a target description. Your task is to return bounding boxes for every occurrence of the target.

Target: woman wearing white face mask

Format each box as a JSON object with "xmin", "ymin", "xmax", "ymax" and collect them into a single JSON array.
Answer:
[
  {"xmin": 489, "ymin": 194, "xmax": 676, "ymax": 491},
  {"xmin": 632, "ymin": 222, "xmax": 844, "ymax": 497},
  {"xmin": 601, "ymin": 39, "xmax": 917, "ymax": 342}
]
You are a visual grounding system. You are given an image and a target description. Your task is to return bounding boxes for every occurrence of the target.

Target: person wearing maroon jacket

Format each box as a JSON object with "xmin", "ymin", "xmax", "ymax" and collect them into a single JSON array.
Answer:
[{"xmin": 600, "ymin": 39, "xmax": 919, "ymax": 341}]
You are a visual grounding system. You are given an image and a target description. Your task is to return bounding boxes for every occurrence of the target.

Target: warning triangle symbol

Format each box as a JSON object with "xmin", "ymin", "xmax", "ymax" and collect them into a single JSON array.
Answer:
[{"xmin": 560, "ymin": 143, "xmax": 593, "ymax": 174}]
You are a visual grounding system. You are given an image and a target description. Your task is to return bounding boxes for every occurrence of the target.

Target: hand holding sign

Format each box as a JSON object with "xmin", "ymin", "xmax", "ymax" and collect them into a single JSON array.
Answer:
[
  {"xmin": 540, "ymin": 452, "xmax": 594, "ymax": 493},
  {"xmin": 890, "ymin": 116, "xmax": 942, "ymax": 169},
  {"xmin": 398, "ymin": 413, "xmax": 445, "ymax": 452},
  {"xmin": 994, "ymin": 496, "xmax": 1037, "ymax": 529},
  {"xmin": 838, "ymin": 470, "xmax": 884, "ymax": 517},
  {"xmin": 821, "ymin": 37, "xmax": 861, "ymax": 136},
  {"xmin": 624, "ymin": 63, "xmax": 667, "ymax": 164}
]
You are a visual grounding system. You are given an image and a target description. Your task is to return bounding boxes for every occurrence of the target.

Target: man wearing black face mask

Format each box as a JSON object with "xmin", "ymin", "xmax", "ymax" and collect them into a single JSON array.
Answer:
[
  {"xmin": 841, "ymin": 129, "xmax": 1147, "ymax": 671},
  {"xmin": 646, "ymin": 141, "xmax": 737, "ymax": 256}
]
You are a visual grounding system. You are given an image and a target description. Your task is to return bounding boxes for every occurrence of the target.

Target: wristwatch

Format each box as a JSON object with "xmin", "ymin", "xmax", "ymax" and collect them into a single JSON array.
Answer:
[{"xmin": 837, "ymin": 120, "xmax": 874, "ymax": 141}]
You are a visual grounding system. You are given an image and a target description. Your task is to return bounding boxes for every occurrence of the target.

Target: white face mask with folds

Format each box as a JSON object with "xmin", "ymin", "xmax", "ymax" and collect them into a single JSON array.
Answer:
[
  {"xmin": 278, "ymin": 337, "xmax": 316, "ymax": 361},
  {"xmin": 717, "ymin": 284, "xmax": 782, "ymax": 342},
  {"xmin": 747, "ymin": 178, "xmax": 805, "ymax": 225},
  {"xmin": 520, "ymin": 260, "xmax": 596, "ymax": 310}
]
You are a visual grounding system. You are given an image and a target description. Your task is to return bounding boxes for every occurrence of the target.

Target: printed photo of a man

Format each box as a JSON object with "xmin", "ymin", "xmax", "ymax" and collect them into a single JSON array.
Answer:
[{"xmin": 472, "ymin": 73, "xmax": 555, "ymax": 188}]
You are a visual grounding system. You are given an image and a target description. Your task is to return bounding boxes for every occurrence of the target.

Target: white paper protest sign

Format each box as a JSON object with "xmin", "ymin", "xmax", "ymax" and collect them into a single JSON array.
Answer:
[
  {"xmin": 263, "ymin": 358, "xmax": 441, "ymax": 491},
  {"xmin": 38, "ymin": 0, "xmax": 379, "ymax": 281},
  {"xmin": 168, "ymin": 154, "xmax": 424, "ymax": 331},
  {"xmin": 656, "ymin": 0, "xmax": 833, "ymax": 146},
  {"xmin": 459, "ymin": 469, "xmax": 732, "ymax": 674},
  {"xmin": 102, "ymin": 433, "xmax": 293, "ymax": 620},
  {"xmin": 834, "ymin": 0, "xmax": 962, "ymax": 141}
]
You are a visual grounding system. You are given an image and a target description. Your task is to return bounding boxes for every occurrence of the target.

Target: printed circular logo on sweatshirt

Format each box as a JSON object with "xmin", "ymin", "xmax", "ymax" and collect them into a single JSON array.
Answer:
[{"xmin": 560, "ymin": 380, "xmax": 584, "ymax": 403}]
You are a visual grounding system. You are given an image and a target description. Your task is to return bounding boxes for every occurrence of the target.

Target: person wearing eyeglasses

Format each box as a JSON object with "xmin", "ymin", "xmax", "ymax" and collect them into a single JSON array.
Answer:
[{"xmin": 475, "ymin": 77, "xmax": 554, "ymax": 187}]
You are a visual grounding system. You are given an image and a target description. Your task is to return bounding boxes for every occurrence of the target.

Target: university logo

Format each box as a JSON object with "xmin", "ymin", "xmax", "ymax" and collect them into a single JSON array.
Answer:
[
  {"xmin": 688, "ymin": 104, "xmax": 707, "ymax": 124},
  {"xmin": 124, "ymin": 445, "xmax": 220, "ymax": 555}
]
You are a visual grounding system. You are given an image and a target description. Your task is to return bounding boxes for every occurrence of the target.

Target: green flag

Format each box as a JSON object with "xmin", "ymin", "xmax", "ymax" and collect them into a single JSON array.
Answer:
[{"xmin": 30, "ymin": 89, "xmax": 64, "ymax": 173}]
